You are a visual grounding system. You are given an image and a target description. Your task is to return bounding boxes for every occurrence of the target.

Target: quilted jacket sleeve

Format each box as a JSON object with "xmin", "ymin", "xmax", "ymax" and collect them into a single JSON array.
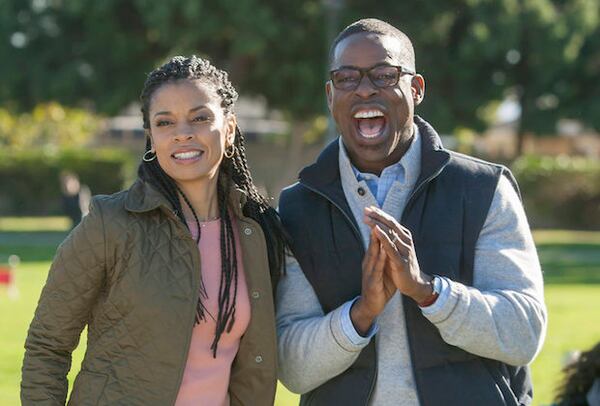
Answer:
[{"xmin": 21, "ymin": 197, "xmax": 107, "ymax": 405}]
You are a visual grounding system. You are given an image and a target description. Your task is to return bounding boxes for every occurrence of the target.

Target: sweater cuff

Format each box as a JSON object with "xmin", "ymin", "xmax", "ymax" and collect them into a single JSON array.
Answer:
[
  {"xmin": 421, "ymin": 278, "xmax": 465, "ymax": 324},
  {"xmin": 330, "ymin": 297, "xmax": 377, "ymax": 352}
]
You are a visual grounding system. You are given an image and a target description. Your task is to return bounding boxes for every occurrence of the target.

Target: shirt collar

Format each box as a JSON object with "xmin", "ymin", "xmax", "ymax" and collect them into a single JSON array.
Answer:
[{"xmin": 339, "ymin": 123, "xmax": 422, "ymax": 187}]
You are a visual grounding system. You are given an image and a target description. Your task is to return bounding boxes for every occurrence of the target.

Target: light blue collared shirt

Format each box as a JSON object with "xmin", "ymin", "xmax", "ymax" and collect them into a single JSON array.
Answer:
[{"xmin": 352, "ymin": 160, "xmax": 405, "ymax": 207}]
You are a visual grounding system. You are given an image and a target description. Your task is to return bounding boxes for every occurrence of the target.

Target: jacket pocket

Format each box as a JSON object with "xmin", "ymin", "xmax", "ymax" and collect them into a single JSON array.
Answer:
[{"xmin": 68, "ymin": 370, "xmax": 108, "ymax": 406}]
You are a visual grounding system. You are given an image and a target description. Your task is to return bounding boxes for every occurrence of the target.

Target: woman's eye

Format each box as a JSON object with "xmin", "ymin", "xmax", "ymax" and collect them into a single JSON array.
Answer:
[
  {"xmin": 192, "ymin": 115, "xmax": 209, "ymax": 122},
  {"xmin": 155, "ymin": 120, "xmax": 172, "ymax": 127}
]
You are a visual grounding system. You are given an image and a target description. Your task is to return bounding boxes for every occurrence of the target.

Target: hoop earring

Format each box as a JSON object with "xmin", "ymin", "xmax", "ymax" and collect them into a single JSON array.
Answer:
[
  {"xmin": 143, "ymin": 150, "xmax": 157, "ymax": 162},
  {"xmin": 224, "ymin": 144, "xmax": 236, "ymax": 159}
]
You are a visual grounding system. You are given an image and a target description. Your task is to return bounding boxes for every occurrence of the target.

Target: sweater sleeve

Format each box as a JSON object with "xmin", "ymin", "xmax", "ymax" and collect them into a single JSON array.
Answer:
[
  {"xmin": 422, "ymin": 175, "xmax": 547, "ymax": 365},
  {"xmin": 276, "ymin": 254, "xmax": 371, "ymax": 394},
  {"xmin": 21, "ymin": 198, "xmax": 107, "ymax": 405}
]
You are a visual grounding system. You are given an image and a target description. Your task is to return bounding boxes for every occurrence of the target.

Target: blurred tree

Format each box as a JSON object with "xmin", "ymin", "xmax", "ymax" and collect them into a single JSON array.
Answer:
[
  {"xmin": 1, "ymin": 0, "xmax": 598, "ymax": 158},
  {"xmin": 0, "ymin": 0, "xmax": 328, "ymax": 190},
  {"xmin": 0, "ymin": 103, "xmax": 102, "ymax": 151},
  {"xmin": 0, "ymin": 0, "xmax": 327, "ymax": 116},
  {"xmin": 507, "ymin": 0, "xmax": 599, "ymax": 155},
  {"xmin": 341, "ymin": 0, "xmax": 600, "ymax": 155},
  {"xmin": 558, "ymin": 8, "xmax": 600, "ymax": 133}
]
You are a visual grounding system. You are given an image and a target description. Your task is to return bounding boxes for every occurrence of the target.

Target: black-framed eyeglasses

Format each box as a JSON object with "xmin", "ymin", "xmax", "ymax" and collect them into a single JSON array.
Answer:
[{"xmin": 329, "ymin": 64, "xmax": 416, "ymax": 91}]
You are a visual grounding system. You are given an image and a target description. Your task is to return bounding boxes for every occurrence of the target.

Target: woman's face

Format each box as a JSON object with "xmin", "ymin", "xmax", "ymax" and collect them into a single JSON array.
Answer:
[{"xmin": 148, "ymin": 79, "xmax": 235, "ymax": 189}]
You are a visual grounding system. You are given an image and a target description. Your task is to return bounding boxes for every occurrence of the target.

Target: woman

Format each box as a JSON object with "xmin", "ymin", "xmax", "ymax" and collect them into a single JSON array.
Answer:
[{"xmin": 21, "ymin": 56, "xmax": 287, "ymax": 406}]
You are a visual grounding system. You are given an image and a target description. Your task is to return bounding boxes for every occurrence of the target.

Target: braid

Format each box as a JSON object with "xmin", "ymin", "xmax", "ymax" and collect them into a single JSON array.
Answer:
[
  {"xmin": 138, "ymin": 55, "xmax": 288, "ymax": 357},
  {"xmin": 210, "ymin": 174, "xmax": 239, "ymax": 357},
  {"xmin": 228, "ymin": 126, "xmax": 289, "ymax": 288}
]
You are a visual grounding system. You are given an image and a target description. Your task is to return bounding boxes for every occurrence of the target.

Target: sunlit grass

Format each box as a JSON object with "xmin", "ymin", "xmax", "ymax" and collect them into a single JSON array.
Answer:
[
  {"xmin": 0, "ymin": 216, "xmax": 71, "ymax": 232},
  {"xmin": 1, "ymin": 225, "xmax": 599, "ymax": 405}
]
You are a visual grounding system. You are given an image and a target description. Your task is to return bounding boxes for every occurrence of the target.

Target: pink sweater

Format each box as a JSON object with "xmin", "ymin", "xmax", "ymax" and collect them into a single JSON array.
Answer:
[{"xmin": 175, "ymin": 219, "xmax": 250, "ymax": 406}]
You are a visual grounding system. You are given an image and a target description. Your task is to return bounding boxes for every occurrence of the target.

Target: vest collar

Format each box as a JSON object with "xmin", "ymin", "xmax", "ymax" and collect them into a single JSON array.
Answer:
[{"xmin": 124, "ymin": 178, "xmax": 247, "ymax": 219}]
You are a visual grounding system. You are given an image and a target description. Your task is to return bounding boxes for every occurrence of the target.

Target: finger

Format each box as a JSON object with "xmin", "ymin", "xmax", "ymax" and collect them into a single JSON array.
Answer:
[
  {"xmin": 365, "ymin": 207, "xmax": 409, "ymax": 243},
  {"xmin": 363, "ymin": 214, "xmax": 377, "ymax": 230},
  {"xmin": 374, "ymin": 224, "xmax": 410, "ymax": 263},
  {"xmin": 362, "ymin": 229, "xmax": 379, "ymax": 273},
  {"xmin": 365, "ymin": 206, "xmax": 398, "ymax": 228},
  {"xmin": 389, "ymin": 229, "xmax": 411, "ymax": 250},
  {"xmin": 373, "ymin": 242, "xmax": 387, "ymax": 279},
  {"xmin": 366, "ymin": 237, "xmax": 381, "ymax": 285},
  {"xmin": 375, "ymin": 224, "xmax": 410, "ymax": 253},
  {"xmin": 395, "ymin": 224, "xmax": 413, "ymax": 244},
  {"xmin": 382, "ymin": 267, "xmax": 397, "ymax": 295}
]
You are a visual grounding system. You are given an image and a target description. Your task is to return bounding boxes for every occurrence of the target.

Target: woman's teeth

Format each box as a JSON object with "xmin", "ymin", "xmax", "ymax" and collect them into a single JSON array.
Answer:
[{"xmin": 173, "ymin": 151, "xmax": 201, "ymax": 160}]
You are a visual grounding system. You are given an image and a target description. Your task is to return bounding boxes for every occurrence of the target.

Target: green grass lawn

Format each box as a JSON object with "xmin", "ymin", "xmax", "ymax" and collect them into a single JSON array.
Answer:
[{"xmin": 1, "ymin": 219, "xmax": 599, "ymax": 406}]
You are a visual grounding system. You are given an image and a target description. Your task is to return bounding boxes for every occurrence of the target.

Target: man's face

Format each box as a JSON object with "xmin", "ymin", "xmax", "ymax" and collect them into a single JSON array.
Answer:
[{"xmin": 326, "ymin": 32, "xmax": 424, "ymax": 175}]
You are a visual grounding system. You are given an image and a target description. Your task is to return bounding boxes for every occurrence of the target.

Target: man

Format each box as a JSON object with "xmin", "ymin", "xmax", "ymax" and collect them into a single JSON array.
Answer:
[{"xmin": 276, "ymin": 18, "xmax": 547, "ymax": 406}]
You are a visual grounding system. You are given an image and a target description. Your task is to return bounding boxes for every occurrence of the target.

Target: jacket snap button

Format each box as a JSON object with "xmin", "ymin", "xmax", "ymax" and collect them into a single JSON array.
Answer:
[
  {"xmin": 255, "ymin": 355, "xmax": 263, "ymax": 363},
  {"xmin": 357, "ymin": 187, "xmax": 366, "ymax": 196},
  {"xmin": 252, "ymin": 291, "xmax": 260, "ymax": 299},
  {"xmin": 244, "ymin": 227, "xmax": 252, "ymax": 235}
]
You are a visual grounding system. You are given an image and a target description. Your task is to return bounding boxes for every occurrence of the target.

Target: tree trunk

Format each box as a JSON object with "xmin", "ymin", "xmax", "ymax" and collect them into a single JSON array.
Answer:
[{"xmin": 515, "ymin": 0, "xmax": 531, "ymax": 159}]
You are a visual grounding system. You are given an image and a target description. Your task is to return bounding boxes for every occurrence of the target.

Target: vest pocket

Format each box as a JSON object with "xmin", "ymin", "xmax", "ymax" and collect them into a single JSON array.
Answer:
[{"xmin": 68, "ymin": 370, "xmax": 108, "ymax": 406}]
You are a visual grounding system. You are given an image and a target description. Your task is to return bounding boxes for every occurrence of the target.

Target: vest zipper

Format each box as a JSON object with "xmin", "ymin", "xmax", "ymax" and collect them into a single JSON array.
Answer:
[
  {"xmin": 399, "ymin": 164, "xmax": 447, "ymax": 406},
  {"xmin": 299, "ymin": 183, "xmax": 376, "ymax": 404},
  {"xmin": 299, "ymin": 183, "xmax": 364, "ymax": 249},
  {"xmin": 160, "ymin": 207, "xmax": 202, "ymax": 406},
  {"xmin": 365, "ymin": 356, "xmax": 378, "ymax": 405},
  {"xmin": 401, "ymin": 165, "xmax": 447, "ymax": 222}
]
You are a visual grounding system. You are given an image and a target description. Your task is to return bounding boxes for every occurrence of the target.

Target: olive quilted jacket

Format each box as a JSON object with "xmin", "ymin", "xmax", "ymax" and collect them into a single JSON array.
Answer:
[{"xmin": 21, "ymin": 179, "xmax": 278, "ymax": 405}]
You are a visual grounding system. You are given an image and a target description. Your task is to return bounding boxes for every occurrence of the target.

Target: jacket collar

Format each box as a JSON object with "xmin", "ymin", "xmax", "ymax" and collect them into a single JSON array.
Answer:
[
  {"xmin": 124, "ymin": 178, "xmax": 247, "ymax": 219},
  {"xmin": 298, "ymin": 115, "xmax": 450, "ymax": 203}
]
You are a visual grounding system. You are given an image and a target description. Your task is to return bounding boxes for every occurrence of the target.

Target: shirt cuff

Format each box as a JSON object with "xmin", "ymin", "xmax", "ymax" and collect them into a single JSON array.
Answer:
[
  {"xmin": 341, "ymin": 297, "xmax": 379, "ymax": 346},
  {"xmin": 420, "ymin": 276, "xmax": 451, "ymax": 315}
]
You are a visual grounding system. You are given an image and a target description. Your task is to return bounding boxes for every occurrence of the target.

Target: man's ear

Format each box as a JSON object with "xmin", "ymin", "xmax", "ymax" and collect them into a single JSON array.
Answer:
[
  {"xmin": 411, "ymin": 74, "xmax": 426, "ymax": 106},
  {"xmin": 326, "ymin": 81, "xmax": 333, "ymax": 112}
]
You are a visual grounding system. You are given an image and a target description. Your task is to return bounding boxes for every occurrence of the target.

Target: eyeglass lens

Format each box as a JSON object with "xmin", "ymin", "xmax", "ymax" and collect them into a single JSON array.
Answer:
[{"xmin": 332, "ymin": 65, "xmax": 401, "ymax": 90}]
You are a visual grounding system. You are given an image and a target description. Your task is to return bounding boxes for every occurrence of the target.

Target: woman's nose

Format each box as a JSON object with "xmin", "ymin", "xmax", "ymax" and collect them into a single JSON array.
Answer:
[{"xmin": 173, "ymin": 124, "xmax": 194, "ymax": 141}]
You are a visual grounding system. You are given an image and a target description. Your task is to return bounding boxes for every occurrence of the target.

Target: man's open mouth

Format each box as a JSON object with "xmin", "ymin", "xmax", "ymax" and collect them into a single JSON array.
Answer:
[{"xmin": 353, "ymin": 109, "xmax": 387, "ymax": 138}]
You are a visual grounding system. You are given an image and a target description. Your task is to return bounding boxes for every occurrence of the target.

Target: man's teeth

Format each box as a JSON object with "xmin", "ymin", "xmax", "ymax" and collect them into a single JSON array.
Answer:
[
  {"xmin": 173, "ymin": 151, "xmax": 201, "ymax": 159},
  {"xmin": 353, "ymin": 110, "xmax": 384, "ymax": 119}
]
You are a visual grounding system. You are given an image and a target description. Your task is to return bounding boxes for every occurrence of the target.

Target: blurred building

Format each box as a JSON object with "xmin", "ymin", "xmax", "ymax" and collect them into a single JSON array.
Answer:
[
  {"xmin": 477, "ymin": 97, "xmax": 600, "ymax": 159},
  {"xmin": 94, "ymin": 96, "xmax": 290, "ymax": 150}
]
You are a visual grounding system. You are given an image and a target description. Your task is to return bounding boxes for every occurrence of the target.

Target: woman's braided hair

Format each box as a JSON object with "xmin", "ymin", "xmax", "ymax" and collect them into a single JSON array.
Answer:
[{"xmin": 138, "ymin": 55, "xmax": 288, "ymax": 357}]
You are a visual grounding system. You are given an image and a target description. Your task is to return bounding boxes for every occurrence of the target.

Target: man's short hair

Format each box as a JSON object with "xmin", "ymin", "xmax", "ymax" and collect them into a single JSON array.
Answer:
[{"xmin": 329, "ymin": 18, "xmax": 415, "ymax": 70}]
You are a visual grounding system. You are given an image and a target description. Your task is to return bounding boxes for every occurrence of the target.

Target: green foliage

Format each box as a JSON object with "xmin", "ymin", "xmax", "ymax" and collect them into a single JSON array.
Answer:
[
  {"xmin": 0, "ymin": 1, "xmax": 598, "ymax": 137},
  {"xmin": 0, "ymin": 149, "xmax": 129, "ymax": 215},
  {"xmin": 512, "ymin": 155, "xmax": 600, "ymax": 229},
  {"xmin": 0, "ymin": 0, "xmax": 327, "ymax": 118},
  {"xmin": 342, "ymin": 0, "xmax": 600, "ymax": 135},
  {"xmin": 0, "ymin": 103, "xmax": 102, "ymax": 150}
]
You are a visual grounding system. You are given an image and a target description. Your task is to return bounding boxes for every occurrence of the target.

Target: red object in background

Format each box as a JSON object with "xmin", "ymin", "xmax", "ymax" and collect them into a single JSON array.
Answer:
[{"xmin": 0, "ymin": 266, "xmax": 13, "ymax": 285}]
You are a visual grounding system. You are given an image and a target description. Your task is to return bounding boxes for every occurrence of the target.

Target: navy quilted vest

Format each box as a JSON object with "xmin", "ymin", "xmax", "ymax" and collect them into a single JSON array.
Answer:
[{"xmin": 278, "ymin": 117, "xmax": 532, "ymax": 406}]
